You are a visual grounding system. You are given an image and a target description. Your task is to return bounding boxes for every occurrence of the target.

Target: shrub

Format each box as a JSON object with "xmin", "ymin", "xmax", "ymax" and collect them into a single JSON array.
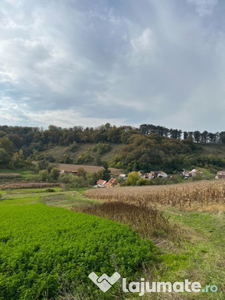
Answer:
[
  {"xmin": 67, "ymin": 142, "xmax": 78, "ymax": 152},
  {"xmin": 92, "ymin": 143, "xmax": 111, "ymax": 155},
  {"xmin": 39, "ymin": 169, "xmax": 49, "ymax": 182},
  {"xmin": 126, "ymin": 172, "xmax": 140, "ymax": 186},
  {"xmin": 50, "ymin": 167, "xmax": 60, "ymax": 180}
]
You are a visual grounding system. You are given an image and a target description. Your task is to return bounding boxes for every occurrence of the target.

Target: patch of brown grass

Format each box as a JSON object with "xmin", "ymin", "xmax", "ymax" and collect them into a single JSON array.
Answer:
[
  {"xmin": 0, "ymin": 182, "xmax": 63, "ymax": 190},
  {"xmin": 72, "ymin": 201, "xmax": 179, "ymax": 240}
]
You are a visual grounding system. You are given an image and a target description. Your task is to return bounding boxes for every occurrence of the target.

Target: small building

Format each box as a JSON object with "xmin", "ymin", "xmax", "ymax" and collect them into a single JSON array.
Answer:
[
  {"xmin": 182, "ymin": 169, "xmax": 198, "ymax": 178},
  {"xmin": 105, "ymin": 178, "xmax": 117, "ymax": 187},
  {"xmin": 97, "ymin": 179, "xmax": 107, "ymax": 188},
  {"xmin": 181, "ymin": 170, "xmax": 191, "ymax": 178},
  {"xmin": 96, "ymin": 178, "xmax": 117, "ymax": 188},
  {"xmin": 143, "ymin": 172, "xmax": 155, "ymax": 179},
  {"xmin": 216, "ymin": 171, "xmax": 225, "ymax": 179},
  {"xmin": 141, "ymin": 171, "xmax": 168, "ymax": 179},
  {"xmin": 119, "ymin": 174, "xmax": 127, "ymax": 180},
  {"xmin": 157, "ymin": 171, "xmax": 168, "ymax": 178}
]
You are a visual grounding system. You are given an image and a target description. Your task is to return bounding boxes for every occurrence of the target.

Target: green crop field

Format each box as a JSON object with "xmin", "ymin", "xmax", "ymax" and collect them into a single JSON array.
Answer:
[{"xmin": 0, "ymin": 194, "xmax": 157, "ymax": 300}]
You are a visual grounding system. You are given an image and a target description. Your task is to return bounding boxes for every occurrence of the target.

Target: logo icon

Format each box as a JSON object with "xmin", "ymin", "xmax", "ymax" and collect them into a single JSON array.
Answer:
[{"xmin": 88, "ymin": 272, "xmax": 121, "ymax": 292}]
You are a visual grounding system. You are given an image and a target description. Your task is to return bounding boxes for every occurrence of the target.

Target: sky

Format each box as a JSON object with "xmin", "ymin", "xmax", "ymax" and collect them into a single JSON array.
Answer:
[{"xmin": 0, "ymin": 0, "xmax": 225, "ymax": 132}]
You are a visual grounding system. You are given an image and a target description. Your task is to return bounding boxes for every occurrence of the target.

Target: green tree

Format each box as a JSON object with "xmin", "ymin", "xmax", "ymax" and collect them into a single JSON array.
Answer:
[
  {"xmin": 77, "ymin": 167, "xmax": 87, "ymax": 178},
  {"xmin": 39, "ymin": 169, "xmax": 49, "ymax": 182},
  {"xmin": 102, "ymin": 162, "xmax": 111, "ymax": 181},
  {"xmin": 0, "ymin": 148, "xmax": 9, "ymax": 165},
  {"xmin": 0, "ymin": 137, "xmax": 12, "ymax": 152},
  {"xmin": 126, "ymin": 171, "xmax": 140, "ymax": 186},
  {"xmin": 50, "ymin": 167, "xmax": 60, "ymax": 180},
  {"xmin": 36, "ymin": 160, "xmax": 49, "ymax": 172}
]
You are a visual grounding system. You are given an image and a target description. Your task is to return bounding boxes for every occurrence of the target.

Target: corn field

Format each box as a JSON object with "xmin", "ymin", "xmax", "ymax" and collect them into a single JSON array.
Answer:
[{"xmin": 84, "ymin": 180, "xmax": 225, "ymax": 207}]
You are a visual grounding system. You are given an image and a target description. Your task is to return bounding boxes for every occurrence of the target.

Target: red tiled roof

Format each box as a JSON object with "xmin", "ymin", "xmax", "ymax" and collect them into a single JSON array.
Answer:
[
  {"xmin": 106, "ymin": 178, "xmax": 116, "ymax": 186},
  {"xmin": 97, "ymin": 179, "xmax": 107, "ymax": 185}
]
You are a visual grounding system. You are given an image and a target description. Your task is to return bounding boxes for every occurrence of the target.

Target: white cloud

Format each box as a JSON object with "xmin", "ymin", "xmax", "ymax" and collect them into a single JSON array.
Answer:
[
  {"xmin": 187, "ymin": 0, "xmax": 218, "ymax": 17},
  {"xmin": 131, "ymin": 28, "xmax": 155, "ymax": 53}
]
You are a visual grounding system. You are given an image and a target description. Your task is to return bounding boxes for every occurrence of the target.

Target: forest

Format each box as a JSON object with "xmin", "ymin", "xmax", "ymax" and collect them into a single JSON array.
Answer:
[{"xmin": 0, "ymin": 123, "xmax": 225, "ymax": 173}]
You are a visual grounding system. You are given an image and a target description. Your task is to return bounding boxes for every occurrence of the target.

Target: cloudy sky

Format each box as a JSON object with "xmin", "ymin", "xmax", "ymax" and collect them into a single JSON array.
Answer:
[{"xmin": 0, "ymin": 0, "xmax": 225, "ymax": 131}]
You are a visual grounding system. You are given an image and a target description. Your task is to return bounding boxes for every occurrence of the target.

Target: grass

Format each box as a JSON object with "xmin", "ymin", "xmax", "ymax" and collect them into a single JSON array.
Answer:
[
  {"xmin": 42, "ymin": 191, "xmax": 96, "ymax": 209},
  {"xmin": 0, "ymin": 187, "xmax": 94, "ymax": 209},
  {"xmin": 149, "ymin": 207, "xmax": 225, "ymax": 299},
  {"xmin": 0, "ymin": 168, "xmax": 37, "ymax": 179}
]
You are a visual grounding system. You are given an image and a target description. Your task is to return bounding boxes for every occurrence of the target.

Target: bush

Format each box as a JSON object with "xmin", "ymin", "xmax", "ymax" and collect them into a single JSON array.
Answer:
[
  {"xmin": 136, "ymin": 178, "xmax": 150, "ymax": 186},
  {"xmin": 75, "ymin": 152, "xmax": 93, "ymax": 164},
  {"xmin": 50, "ymin": 167, "xmax": 60, "ymax": 180},
  {"xmin": 39, "ymin": 169, "xmax": 49, "ymax": 182},
  {"xmin": 92, "ymin": 143, "xmax": 111, "ymax": 155},
  {"xmin": 67, "ymin": 142, "xmax": 78, "ymax": 152},
  {"xmin": 126, "ymin": 172, "xmax": 140, "ymax": 186},
  {"xmin": 67, "ymin": 176, "xmax": 89, "ymax": 188}
]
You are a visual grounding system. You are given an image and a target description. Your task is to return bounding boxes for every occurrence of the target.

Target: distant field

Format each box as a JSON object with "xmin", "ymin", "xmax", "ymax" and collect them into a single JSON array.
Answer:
[
  {"xmin": 0, "ymin": 182, "xmax": 62, "ymax": 190},
  {"xmin": 0, "ymin": 168, "xmax": 38, "ymax": 181},
  {"xmin": 0, "ymin": 172, "xmax": 21, "ymax": 178},
  {"xmin": 55, "ymin": 163, "xmax": 121, "ymax": 175}
]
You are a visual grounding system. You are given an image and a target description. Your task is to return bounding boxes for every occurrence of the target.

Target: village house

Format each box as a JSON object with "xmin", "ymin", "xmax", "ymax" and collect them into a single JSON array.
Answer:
[
  {"xmin": 60, "ymin": 170, "xmax": 78, "ymax": 175},
  {"xmin": 96, "ymin": 178, "xmax": 117, "ymax": 188},
  {"xmin": 141, "ymin": 171, "xmax": 168, "ymax": 179},
  {"xmin": 216, "ymin": 171, "xmax": 225, "ymax": 179},
  {"xmin": 157, "ymin": 171, "xmax": 168, "ymax": 178},
  {"xmin": 97, "ymin": 179, "xmax": 107, "ymax": 188},
  {"xmin": 143, "ymin": 172, "xmax": 155, "ymax": 179},
  {"xmin": 181, "ymin": 169, "xmax": 199, "ymax": 178},
  {"xmin": 105, "ymin": 178, "xmax": 117, "ymax": 187}
]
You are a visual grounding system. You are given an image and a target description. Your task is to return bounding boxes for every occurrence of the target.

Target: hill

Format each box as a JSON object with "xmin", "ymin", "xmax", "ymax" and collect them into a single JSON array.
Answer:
[{"xmin": 1, "ymin": 123, "xmax": 225, "ymax": 174}]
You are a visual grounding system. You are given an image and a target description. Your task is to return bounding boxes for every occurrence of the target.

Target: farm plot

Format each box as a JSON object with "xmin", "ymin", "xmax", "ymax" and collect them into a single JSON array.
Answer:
[{"xmin": 84, "ymin": 180, "xmax": 225, "ymax": 208}]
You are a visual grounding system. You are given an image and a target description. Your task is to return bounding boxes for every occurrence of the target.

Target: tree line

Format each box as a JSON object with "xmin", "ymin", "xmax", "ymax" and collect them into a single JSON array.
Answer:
[
  {"xmin": 1, "ymin": 123, "xmax": 225, "ymax": 173},
  {"xmin": 0, "ymin": 123, "xmax": 225, "ymax": 154}
]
